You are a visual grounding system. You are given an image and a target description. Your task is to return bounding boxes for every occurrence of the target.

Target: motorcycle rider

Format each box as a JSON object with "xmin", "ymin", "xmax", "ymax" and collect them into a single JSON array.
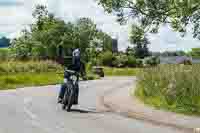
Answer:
[{"xmin": 58, "ymin": 48, "xmax": 81, "ymax": 104}]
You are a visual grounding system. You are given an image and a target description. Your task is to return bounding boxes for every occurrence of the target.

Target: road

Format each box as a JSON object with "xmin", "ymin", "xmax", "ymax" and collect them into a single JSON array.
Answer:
[{"xmin": 0, "ymin": 77, "xmax": 183, "ymax": 133}]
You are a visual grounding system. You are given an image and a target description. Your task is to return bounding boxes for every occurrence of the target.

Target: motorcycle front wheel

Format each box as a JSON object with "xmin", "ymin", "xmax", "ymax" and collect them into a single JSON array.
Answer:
[{"xmin": 62, "ymin": 82, "xmax": 74, "ymax": 112}]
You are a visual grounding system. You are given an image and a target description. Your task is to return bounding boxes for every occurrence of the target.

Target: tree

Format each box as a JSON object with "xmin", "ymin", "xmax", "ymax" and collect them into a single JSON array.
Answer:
[
  {"xmin": 129, "ymin": 24, "xmax": 150, "ymax": 58},
  {"xmin": 10, "ymin": 5, "xmax": 113, "ymax": 62},
  {"xmin": 96, "ymin": 30, "xmax": 113, "ymax": 51},
  {"xmin": 189, "ymin": 48, "xmax": 200, "ymax": 57},
  {"xmin": 0, "ymin": 37, "xmax": 10, "ymax": 47},
  {"xmin": 10, "ymin": 29, "xmax": 34, "ymax": 59},
  {"xmin": 126, "ymin": 46, "xmax": 135, "ymax": 56},
  {"xmin": 98, "ymin": 0, "xmax": 200, "ymax": 39},
  {"xmin": 32, "ymin": 5, "xmax": 48, "ymax": 31}
]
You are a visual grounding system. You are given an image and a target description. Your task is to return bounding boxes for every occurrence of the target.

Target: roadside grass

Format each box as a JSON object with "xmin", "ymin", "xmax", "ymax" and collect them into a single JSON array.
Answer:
[
  {"xmin": 104, "ymin": 67, "xmax": 139, "ymax": 76},
  {"xmin": 0, "ymin": 60, "xmax": 63, "ymax": 74},
  {"xmin": 0, "ymin": 60, "xmax": 64, "ymax": 89},
  {"xmin": 0, "ymin": 60, "xmax": 100, "ymax": 90},
  {"xmin": 0, "ymin": 48, "xmax": 10, "ymax": 60},
  {"xmin": 0, "ymin": 72, "xmax": 63, "ymax": 90},
  {"xmin": 134, "ymin": 64, "xmax": 200, "ymax": 116}
]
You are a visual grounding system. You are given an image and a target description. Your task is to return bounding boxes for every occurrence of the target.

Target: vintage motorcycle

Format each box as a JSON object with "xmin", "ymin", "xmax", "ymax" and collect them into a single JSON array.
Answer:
[{"xmin": 62, "ymin": 69, "xmax": 79, "ymax": 112}]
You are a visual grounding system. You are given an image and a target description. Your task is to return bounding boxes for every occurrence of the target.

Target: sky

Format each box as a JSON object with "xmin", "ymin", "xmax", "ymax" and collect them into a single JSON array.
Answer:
[{"xmin": 0, "ymin": 0, "xmax": 200, "ymax": 52}]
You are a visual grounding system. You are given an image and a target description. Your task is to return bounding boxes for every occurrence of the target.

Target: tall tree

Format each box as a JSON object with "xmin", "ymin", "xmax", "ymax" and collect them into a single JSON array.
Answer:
[
  {"xmin": 129, "ymin": 24, "xmax": 150, "ymax": 58},
  {"xmin": 32, "ymin": 5, "xmax": 48, "ymax": 31},
  {"xmin": 98, "ymin": 0, "xmax": 200, "ymax": 39}
]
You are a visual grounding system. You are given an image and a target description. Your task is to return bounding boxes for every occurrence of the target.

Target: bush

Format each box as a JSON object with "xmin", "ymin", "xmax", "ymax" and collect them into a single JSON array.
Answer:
[
  {"xmin": 112, "ymin": 55, "xmax": 128, "ymax": 68},
  {"xmin": 85, "ymin": 73, "xmax": 100, "ymax": 80},
  {"xmin": 136, "ymin": 59, "xmax": 143, "ymax": 67},
  {"xmin": 144, "ymin": 56, "xmax": 160, "ymax": 66},
  {"xmin": 127, "ymin": 56, "xmax": 137, "ymax": 67},
  {"xmin": 99, "ymin": 51, "xmax": 114, "ymax": 66}
]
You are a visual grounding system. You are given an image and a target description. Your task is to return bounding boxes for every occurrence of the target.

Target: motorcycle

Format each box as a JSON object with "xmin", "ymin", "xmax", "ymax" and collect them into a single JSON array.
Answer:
[{"xmin": 62, "ymin": 69, "xmax": 79, "ymax": 112}]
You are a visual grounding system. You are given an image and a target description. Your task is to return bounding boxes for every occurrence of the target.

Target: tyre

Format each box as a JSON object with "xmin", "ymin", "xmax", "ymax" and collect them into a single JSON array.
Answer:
[
  {"xmin": 62, "ymin": 92, "xmax": 68, "ymax": 110},
  {"xmin": 62, "ymin": 81, "xmax": 74, "ymax": 112},
  {"xmin": 67, "ymin": 88, "xmax": 74, "ymax": 112}
]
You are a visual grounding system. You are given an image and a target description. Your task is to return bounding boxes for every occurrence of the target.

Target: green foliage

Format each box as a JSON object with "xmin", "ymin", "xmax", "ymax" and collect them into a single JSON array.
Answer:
[
  {"xmin": 98, "ymin": 0, "xmax": 200, "ymax": 39},
  {"xmin": 129, "ymin": 24, "xmax": 150, "ymax": 59},
  {"xmin": 135, "ymin": 64, "xmax": 200, "ymax": 116},
  {"xmin": 0, "ymin": 60, "xmax": 63, "ymax": 74},
  {"xmin": 127, "ymin": 56, "xmax": 137, "ymax": 67},
  {"xmin": 0, "ymin": 73, "xmax": 63, "ymax": 90},
  {"xmin": 126, "ymin": 46, "xmax": 135, "ymax": 56},
  {"xmin": 104, "ymin": 67, "xmax": 139, "ymax": 76},
  {"xmin": 144, "ymin": 56, "xmax": 160, "ymax": 66},
  {"xmin": 136, "ymin": 59, "xmax": 143, "ymax": 67},
  {"xmin": 0, "ymin": 37, "xmax": 10, "ymax": 47},
  {"xmin": 0, "ymin": 48, "xmax": 10, "ymax": 60},
  {"xmin": 98, "ymin": 52, "xmax": 142, "ymax": 68},
  {"xmin": 189, "ymin": 48, "xmax": 200, "ymax": 58},
  {"xmin": 112, "ymin": 54, "xmax": 128, "ymax": 67},
  {"xmin": 99, "ymin": 51, "xmax": 114, "ymax": 66},
  {"xmin": 10, "ymin": 5, "xmax": 112, "ymax": 62}
]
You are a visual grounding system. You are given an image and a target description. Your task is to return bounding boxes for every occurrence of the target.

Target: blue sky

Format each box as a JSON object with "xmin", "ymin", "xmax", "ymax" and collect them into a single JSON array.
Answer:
[{"xmin": 0, "ymin": 0, "xmax": 200, "ymax": 52}]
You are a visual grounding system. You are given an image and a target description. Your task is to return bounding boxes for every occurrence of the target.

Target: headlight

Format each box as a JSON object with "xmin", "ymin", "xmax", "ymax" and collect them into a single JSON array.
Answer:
[
  {"xmin": 70, "ymin": 75, "xmax": 77, "ymax": 82},
  {"xmin": 64, "ymin": 78, "xmax": 68, "ymax": 83}
]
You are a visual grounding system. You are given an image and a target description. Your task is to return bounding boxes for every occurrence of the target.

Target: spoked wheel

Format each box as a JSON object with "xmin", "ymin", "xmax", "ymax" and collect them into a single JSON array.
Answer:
[
  {"xmin": 62, "ymin": 82, "xmax": 74, "ymax": 112},
  {"xmin": 67, "ymin": 88, "xmax": 74, "ymax": 112}
]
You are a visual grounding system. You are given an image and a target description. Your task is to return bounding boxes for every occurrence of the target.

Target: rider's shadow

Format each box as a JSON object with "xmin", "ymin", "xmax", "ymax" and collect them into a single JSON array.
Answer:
[{"xmin": 64, "ymin": 107, "xmax": 98, "ymax": 114}]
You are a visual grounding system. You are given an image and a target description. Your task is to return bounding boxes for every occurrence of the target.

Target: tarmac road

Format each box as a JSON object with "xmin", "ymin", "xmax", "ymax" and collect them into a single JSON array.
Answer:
[{"xmin": 0, "ymin": 77, "xmax": 183, "ymax": 133}]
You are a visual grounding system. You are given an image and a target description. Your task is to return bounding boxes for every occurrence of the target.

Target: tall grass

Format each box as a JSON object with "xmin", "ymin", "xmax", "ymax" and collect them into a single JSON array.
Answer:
[
  {"xmin": 0, "ymin": 60, "xmax": 63, "ymax": 74},
  {"xmin": 135, "ymin": 64, "xmax": 200, "ymax": 116},
  {"xmin": 104, "ymin": 67, "xmax": 139, "ymax": 76},
  {"xmin": 0, "ymin": 48, "xmax": 10, "ymax": 61},
  {"xmin": 0, "ymin": 73, "xmax": 63, "ymax": 90},
  {"xmin": 0, "ymin": 60, "xmax": 64, "ymax": 89}
]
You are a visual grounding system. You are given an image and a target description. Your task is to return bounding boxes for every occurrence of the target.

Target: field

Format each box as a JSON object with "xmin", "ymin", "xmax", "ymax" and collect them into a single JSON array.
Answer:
[
  {"xmin": 135, "ymin": 64, "xmax": 200, "ymax": 116},
  {"xmin": 0, "ymin": 60, "xmax": 100, "ymax": 90},
  {"xmin": 0, "ymin": 60, "xmax": 63, "ymax": 89}
]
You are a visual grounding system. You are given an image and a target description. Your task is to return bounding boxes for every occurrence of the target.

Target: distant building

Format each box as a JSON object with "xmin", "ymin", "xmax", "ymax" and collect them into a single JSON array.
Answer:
[
  {"xmin": 112, "ymin": 38, "xmax": 118, "ymax": 53},
  {"xmin": 159, "ymin": 56, "xmax": 196, "ymax": 64}
]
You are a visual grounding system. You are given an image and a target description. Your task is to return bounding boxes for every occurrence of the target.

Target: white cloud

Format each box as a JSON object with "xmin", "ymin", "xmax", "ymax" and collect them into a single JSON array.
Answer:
[
  {"xmin": 149, "ymin": 25, "xmax": 200, "ymax": 52},
  {"xmin": 0, "ymin": 0, "xmax": 200, "ymax": 51}
]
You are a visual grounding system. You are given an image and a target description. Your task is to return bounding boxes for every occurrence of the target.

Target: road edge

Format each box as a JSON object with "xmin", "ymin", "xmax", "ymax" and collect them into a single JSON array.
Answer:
[{"xmin": 100, "ymin": 77, "xmax": 197, "ymax": 133}]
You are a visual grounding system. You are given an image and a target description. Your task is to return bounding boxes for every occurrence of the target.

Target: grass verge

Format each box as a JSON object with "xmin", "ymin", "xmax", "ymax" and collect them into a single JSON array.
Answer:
[
  {"xmin": 134, "ymin": 64, "xmax": 200, "ymax": 116},
  {"xmin": 104, "ymin": 67, "xmax": 139, "ymax": 76},
  {"xmin": 0, "ymin": 72, "xmax": 63, "ymax": 90}
]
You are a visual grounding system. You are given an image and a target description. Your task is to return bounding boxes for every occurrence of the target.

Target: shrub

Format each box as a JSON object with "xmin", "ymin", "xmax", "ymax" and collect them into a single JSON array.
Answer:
[
  {"xmin": 112, "ymin": 55, "xmax": 128, "ymax": 68},
  {"xmin": 85, "ymin": 73, "xmax": 100, "ymax": 80},
  {"xmin": 136, "ymin": 59, "xmax": 143, "ymax": 67},
  {"xmin": 127, "ymin": 56, "xmax": 137, "ymax": 67},
  {"xmin": 99, "ymin": 51, "xmax": 114, "ymax": 66},
  {"xmin": 144, "ymin": 56, "xmax": 160, "ymax": 66}
]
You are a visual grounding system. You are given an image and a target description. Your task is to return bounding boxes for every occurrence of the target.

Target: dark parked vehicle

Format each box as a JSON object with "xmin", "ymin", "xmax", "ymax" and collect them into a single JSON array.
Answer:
[{"xmin": 92, "ymin": 66, "xmax": 104, "ymax": 77}]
